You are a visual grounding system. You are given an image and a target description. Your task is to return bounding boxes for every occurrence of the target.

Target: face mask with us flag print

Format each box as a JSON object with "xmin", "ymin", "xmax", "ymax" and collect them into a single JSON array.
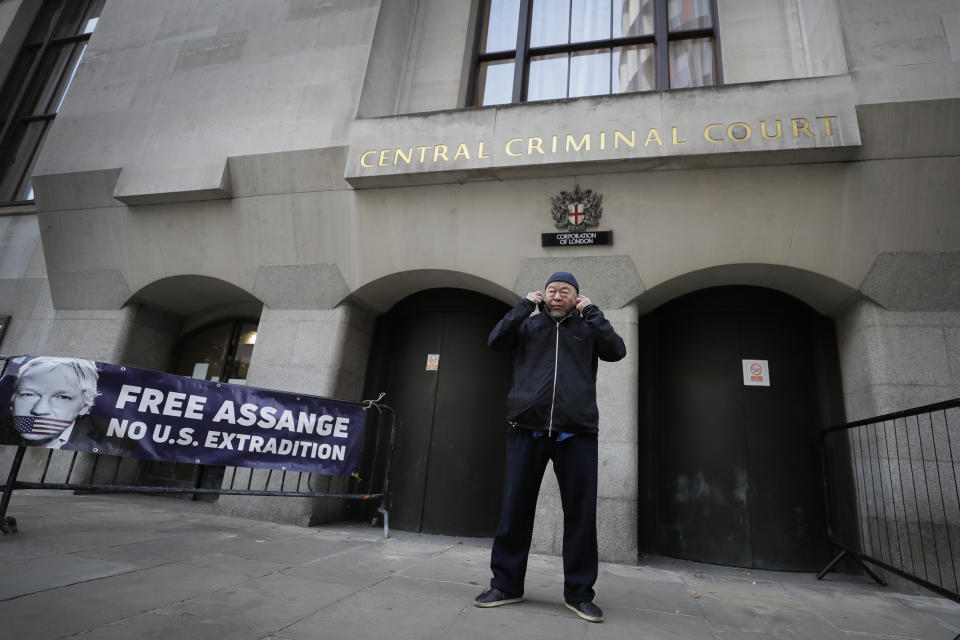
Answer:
[{"xmin": 14, "ymin": 415, "xmax": 72, "ymax": 437}]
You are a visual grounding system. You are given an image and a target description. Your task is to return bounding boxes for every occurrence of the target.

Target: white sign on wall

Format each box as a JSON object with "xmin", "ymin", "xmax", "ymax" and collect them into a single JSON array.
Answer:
[{"xmin": 742, "ymin": 359, "xmax": 770, "ymax": 387}]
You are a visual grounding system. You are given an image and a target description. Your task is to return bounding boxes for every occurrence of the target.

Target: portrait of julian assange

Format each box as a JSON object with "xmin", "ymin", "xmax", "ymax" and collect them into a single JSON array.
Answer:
[{"xmin": 0, "ymin": 356, "xmax": 101, "ymax": 450}]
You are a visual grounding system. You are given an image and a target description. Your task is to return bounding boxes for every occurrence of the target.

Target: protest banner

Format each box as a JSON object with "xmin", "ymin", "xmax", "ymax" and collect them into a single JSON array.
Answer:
[{"xmin": 0, "ymin": 356, "xmax": 366, "ymax": 476}]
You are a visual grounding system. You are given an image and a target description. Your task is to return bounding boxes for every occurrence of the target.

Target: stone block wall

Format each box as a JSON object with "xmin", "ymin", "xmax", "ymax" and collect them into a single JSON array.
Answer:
[
  {"xmin": 834, "ymin": 299, "xmax": 960, "ymax": 593},
  {"xmin": 837, "ymin": 301, "xmax": 960, "ymax": 421},
  {"xmin": 214, "ymin": 301, "xmax": 376, "ymax": 527}
]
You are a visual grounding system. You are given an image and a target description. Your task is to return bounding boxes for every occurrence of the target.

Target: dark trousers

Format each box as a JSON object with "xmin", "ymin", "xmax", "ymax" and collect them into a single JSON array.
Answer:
[{"xmin": 489, "ymin": 426, "xmax": 599, "ymax": 603}]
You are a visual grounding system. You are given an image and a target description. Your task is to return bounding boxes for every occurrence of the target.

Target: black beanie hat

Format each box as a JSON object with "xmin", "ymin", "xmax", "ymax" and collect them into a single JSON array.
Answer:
[{"xmin": 545, "ymin": 271, "xmax": 579, "ymax": 293}]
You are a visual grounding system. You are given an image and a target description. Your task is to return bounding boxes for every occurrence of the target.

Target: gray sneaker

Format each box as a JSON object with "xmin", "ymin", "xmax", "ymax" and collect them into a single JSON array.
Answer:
[
  {"xmin": 473, "ymin": 587, "xmax": 523, "ymax": 607},
  {"xmin": 565, "ymin": 600, "xmax": 604, "ymax": 622}
]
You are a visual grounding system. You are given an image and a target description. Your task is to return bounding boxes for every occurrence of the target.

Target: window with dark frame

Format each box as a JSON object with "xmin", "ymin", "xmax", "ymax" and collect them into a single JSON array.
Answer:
[
  {"xmin": 472, "ymin": 0, "xmax": 721, "ymax": 106},
  {"xmin": 0, "ymin": 0, "xmax": 104, "ymax": 204}
]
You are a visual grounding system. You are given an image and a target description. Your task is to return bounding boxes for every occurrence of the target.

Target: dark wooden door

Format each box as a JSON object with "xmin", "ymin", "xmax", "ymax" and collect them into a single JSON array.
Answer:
[
  {"xmin": 365, "ymin": 289, "xmax": 512, "ymax": 536},
  {"xmin": 649, "ymin": 286, "xmax": 835, "ymax": 570}
]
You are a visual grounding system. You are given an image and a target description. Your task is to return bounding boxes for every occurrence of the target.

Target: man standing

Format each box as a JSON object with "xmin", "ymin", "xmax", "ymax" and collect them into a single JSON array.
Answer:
[{"xmin": 474, "ymin": 272, "xmax": 626, "ymax": 623}]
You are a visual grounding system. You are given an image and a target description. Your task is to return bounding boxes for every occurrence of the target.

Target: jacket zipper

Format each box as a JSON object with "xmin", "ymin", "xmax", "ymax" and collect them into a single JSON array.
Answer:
[{"xmin": 548, "ymin": 317, "xmax": 562, "ymax": 436}]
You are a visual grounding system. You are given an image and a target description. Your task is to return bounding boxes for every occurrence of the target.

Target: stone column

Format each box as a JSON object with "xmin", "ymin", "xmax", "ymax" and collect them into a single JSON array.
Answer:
[
  {"xmin": 530, "ymin": 302, "xmax": 641, "ymax": 564},
  {"xmin": 834, "ymin": 299, "xmax": 960, "ymax": 593},
  {"xmin": 214, "ymin": 300, "xmax": 375, "ymax": 526},
  {"xmin": 836, "ymin": 300, "xmax": 960, "ymax": 420},
  {"xmin": 0, "ymin": 293, "xmax": 167, "ymax": 488},
  {"xmin": 515, "ymin": 256, "xmax": 644, "ymax": 563}
]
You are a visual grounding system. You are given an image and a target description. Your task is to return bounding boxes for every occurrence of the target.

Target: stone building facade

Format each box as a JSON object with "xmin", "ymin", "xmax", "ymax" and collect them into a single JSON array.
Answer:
[{"xmin": 0, "ymin": 0, "xmax": 958, "ymax": 575}]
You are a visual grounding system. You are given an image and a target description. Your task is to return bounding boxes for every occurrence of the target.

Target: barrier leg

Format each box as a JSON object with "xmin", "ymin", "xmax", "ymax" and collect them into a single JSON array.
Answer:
[
  {"xmin": 0, "ymin": 445, "xmax": 26, "ymax": 534},
  {"xmin": 816, "ymin": 549, "xmax": 847, "ymax": 580},
  {"xmin": 817, "ymin": 547, "xmax": 886, "ymax": 586},
  {"xmin": 855, "ymin": 556, "xmax": 887, "ymax": 587},
  {"xmin": 378, "ymin": 505, "xmax": 389, "ymax": 539}
]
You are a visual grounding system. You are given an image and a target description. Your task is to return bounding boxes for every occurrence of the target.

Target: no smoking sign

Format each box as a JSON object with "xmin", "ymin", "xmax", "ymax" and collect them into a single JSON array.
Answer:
[{"xmin": 742, "ymin": 359, "xmax": 771, "ymax": 387}]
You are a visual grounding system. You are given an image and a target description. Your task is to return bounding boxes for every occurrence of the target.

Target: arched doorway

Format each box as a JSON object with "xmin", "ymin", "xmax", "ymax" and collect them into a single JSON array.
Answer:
[
  {"xmin": 361, "ymin": 288, "xmax": 512, "ymax": 536},
  {"xmin": 136, "ymin": 317, "xmax": 260, "ymax": 500},
  {"xmin": 638, "ymin": 286, "xmax": 844, "ymax": 570},
  {"xmin": 127, "ymin": 275, "xmax": 264, "ymax": 501}
]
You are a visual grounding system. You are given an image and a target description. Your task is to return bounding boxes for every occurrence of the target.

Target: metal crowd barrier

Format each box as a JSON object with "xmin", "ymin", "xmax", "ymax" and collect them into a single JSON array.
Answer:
[
  {"xmin": 818, "ymin": 398, "xmax": 960, "ymax": 603},
  {"xmin": 0, "ymin": 357, "xmax": 399, "ymax": 538}
]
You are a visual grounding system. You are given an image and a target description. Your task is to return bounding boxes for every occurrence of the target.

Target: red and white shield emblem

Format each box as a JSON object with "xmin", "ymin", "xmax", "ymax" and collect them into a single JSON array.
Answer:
[
  {"xmin": 551, "ymin": 184, "xmax": 603, "ymax": 231},
  {"xmin": 568, "ymin": 203, "xmax": 585, "ymax": 227}
]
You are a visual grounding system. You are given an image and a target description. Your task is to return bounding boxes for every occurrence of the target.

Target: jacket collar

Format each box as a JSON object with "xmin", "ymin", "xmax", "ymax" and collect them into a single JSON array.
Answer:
[{"xmin": 538, "ymin": 302, "xmax": 576, "ymax": 324}]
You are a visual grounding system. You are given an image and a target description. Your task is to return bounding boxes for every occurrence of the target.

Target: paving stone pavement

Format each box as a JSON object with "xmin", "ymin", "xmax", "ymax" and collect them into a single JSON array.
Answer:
[{"xmin": 1, "ymin": 491, "xmax": 959, "ymax": 640}]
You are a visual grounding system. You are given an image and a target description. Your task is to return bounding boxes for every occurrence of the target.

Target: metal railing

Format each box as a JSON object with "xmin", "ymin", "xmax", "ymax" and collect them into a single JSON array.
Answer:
[
  {"xmin": 0, "ymin": 358, "xmax": 399, "ymax": 538},
  {"xmin": 818, "ymin": 398, "xmax": 960, "ymax": 603}
]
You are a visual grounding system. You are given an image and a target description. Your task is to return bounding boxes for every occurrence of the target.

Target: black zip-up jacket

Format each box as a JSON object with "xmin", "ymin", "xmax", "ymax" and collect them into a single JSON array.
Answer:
[{"xmin": 488, "ymin": 298, "xmax": 627, "ymax": 435}]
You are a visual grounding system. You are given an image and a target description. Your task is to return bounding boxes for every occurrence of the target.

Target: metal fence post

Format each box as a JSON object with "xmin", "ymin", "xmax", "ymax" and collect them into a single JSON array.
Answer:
[{"xmin": 0, "ymin": 445, "xmax": 25, "ymax": 534}]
